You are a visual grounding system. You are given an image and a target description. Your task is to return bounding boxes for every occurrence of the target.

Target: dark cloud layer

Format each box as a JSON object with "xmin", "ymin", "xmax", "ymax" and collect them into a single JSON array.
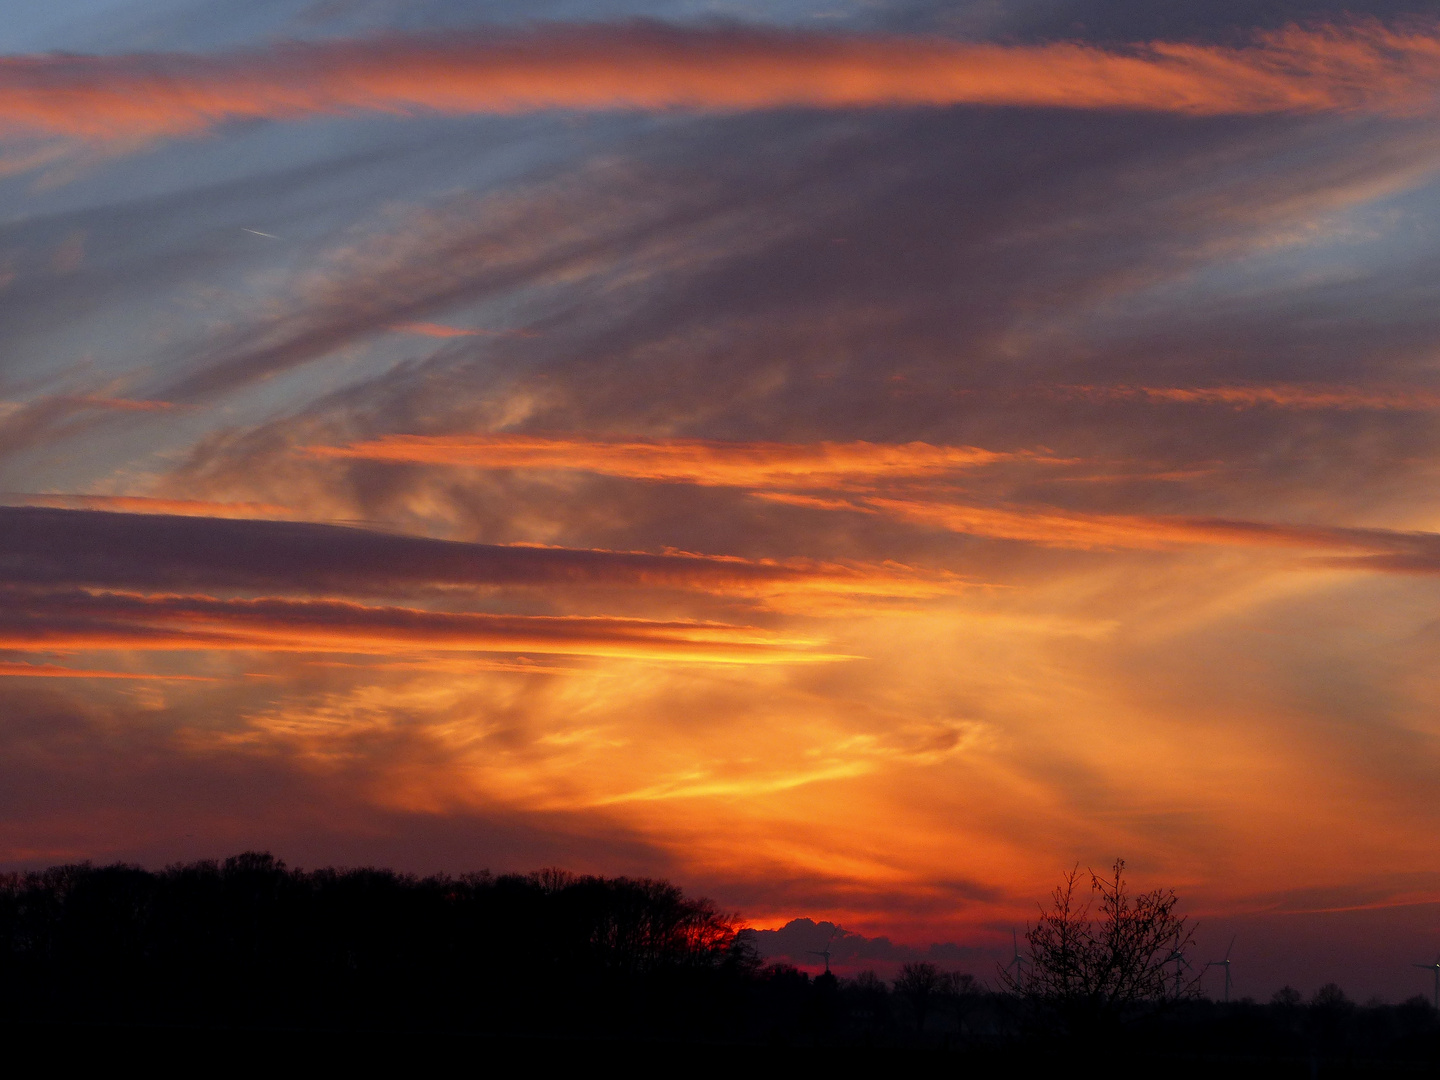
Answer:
[{"xmin": 0, "ymin": 505, "xmax": 875, "ymax": 596}]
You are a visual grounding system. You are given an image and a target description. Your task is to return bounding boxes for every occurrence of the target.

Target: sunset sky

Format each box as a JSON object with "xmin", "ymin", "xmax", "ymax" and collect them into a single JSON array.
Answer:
[{"xmin": 3, "ymin": 0, "xmax": 1440, "ymax": 1000}]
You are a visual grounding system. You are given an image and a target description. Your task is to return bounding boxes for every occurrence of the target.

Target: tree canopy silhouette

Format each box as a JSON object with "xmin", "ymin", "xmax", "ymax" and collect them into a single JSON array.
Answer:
[{"xmin": 0, "ymin": 852, "xmax": 752, "ymax": 1035}]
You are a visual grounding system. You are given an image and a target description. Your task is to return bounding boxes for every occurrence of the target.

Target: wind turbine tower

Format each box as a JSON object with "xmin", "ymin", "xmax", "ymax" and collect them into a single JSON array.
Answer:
[
  {"xmin": 1414, "ymin": 955, "xmax": 1440, "ymax": 1009},
  {"xmin": 1205, "ymin": 937, "xmax": 1236, "ymax": 1003},
  {"xmin": 1005, "ymin": 929, "xmax": 1028, "ymax": 985},
  {"xmin": 808, "ymin": 944, "xmax": 833, "ymax": 975}
]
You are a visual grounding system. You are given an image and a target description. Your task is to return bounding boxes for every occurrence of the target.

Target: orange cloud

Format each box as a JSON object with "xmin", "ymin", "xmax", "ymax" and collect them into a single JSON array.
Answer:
[
  {"xmin": 388, "ymin": 321, "xmax": 539, "ymax": 338},
  {"xmin": 0, "ymin": 590, "xmax": 840, "ymax": 664},
  {"xmin": 860, "ymin": 496, "xmax": 1431, "ymax": 555},
  {"xmin": 1058, "ymin": 384, "xmax": 1440, "ymax": 410},
  {"xmin": 4, "ymin": 21, "xmax": 1440, "ymax": 143},
  {"xmin": 305, "ymin": 433, "xmax": 1011, "ymax": 487},
  {"xmin": 11, "ymin": 494, "xmax": 292, "ymax": 518},
  {"xmin": 304, "ymin": 435, "xmax": 1440, "ymax": 564}
]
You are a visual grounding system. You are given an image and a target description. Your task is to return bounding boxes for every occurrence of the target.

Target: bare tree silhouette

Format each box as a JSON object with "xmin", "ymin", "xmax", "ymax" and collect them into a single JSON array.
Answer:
[{"xmin": 1001, "ymin": 859, "xmax": 1197, "ymax": 1030}]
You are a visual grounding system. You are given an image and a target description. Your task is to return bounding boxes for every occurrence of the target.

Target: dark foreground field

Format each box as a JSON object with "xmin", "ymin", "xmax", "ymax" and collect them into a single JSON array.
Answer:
[
  {"xmin": 1, "ymin": 855, "xmax": 1435, "ymax": 1076},
  {"xmin": 4, "ymin": 1024, "xmax": 1435, "ymax": 1078}
]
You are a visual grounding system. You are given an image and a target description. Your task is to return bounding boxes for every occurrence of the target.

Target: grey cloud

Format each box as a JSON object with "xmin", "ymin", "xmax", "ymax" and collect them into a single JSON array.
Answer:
[
  {"xmin": 885, "ymin": 1, "xmax": 1440, "ymax": 41},
  {"xmin": 144, "ymin": 102, "xmax": 1440, "ymax": 570},
  {"xmin": 742, "ymin": 916, "xmax": 986, "ymax": 967}
]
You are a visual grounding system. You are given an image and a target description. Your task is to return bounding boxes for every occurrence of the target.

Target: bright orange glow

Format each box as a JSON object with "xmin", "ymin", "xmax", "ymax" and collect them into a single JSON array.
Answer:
[
  {"xmin": 3, "ymin": 21, "xmax": 1440, "ymax": 143},
  {"xmin": 0, "ymin": 661, "xmax": 217, "ymax": 680}
]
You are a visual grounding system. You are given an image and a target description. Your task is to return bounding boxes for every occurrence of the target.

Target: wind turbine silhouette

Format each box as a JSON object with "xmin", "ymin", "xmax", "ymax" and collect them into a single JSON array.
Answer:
[
  {"xmin": 1414, "ymin": 955, "xmax": 1440, "ymax": 1009},
  {"xmin": 808, "ymin": 931, "xmax": 837, "ymax": 975},
  {"xmin": 1164, "ymin": 947, "xmax": 1193, "ymax": 997},
  {"xmin": 1005, "ymin": 929, "xmax": 1028, "ymax": 984},
  {"xmin": 1205, "ymin": 936, "xmax": 1236, "ymax": 1003}
]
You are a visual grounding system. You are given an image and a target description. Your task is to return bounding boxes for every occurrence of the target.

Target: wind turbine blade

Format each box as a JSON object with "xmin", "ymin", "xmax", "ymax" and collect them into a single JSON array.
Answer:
[{"xmin": 1225, "ymin": 935, "xmax": 1236, "ymax": 961}]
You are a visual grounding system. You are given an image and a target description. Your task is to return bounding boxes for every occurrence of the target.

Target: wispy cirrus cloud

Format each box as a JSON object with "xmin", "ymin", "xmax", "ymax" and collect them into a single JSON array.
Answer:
[
  {"xmin": 4, "ymin": 20, "xmax": 1440, "ymax": 146},
  {"xmin": 1056, "ymin": 384, "xmax": 1440, "ymax": 410},
  {"xmin": 153, "ymin": 168, "xmax": 745, "ymax": 399}
]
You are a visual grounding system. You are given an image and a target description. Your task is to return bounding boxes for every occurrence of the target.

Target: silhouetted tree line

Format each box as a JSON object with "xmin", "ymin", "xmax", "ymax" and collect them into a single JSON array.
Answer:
[
  {"xmin": 0, "ymin": 853, "xmax": 752, "ymax": 1036},
  {"xmin": 731, "ymin": 957, "xmax": 1440, "ymax": 1070},
  {"xmin": 0, "ymin": 853, "xmax": 1437, "ymax": 1069}
]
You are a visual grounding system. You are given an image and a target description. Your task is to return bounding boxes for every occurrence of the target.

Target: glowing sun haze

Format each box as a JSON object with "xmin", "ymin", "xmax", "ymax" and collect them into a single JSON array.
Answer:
[{"xmin": 2, "ymin": 0, "xmax": 1440, "ymax": 1001}]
